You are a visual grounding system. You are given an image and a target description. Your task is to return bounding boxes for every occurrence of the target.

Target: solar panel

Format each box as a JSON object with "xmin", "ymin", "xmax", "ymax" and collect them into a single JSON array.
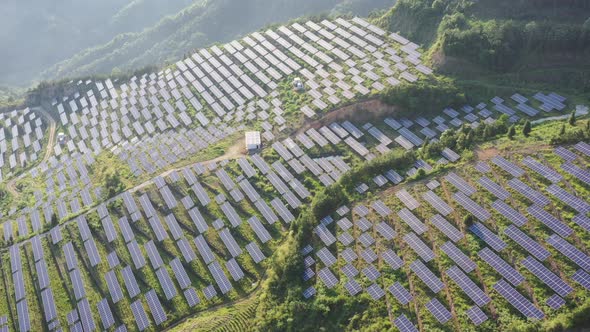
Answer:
[
  {"xmin": 554, "ymin": 146, "xmax": 578, "ymax": 162},
  {"xmin": 441, "ymin": 241, "xmax": 476, "ymax": 273},
  {"xmin": 491, "ymin": 156, "xmax": 525, "ymax": 177},
  {"xmin": 410, "ymin": 259, "xmax": 444, "ymax": 293},
  {"xmin": 504, "ymin": 225, "xmax": 550, "ymax": 261},
  {"xmin": 177, "ymin": 238, "xmax": 197, "ymax": 263},
  {"xmin": 466, "ymin": 306, "xmax": 488, "ymax": 326},
  {"xmin": 478, "ymin": 176, "xmax": 510, "ymax": 200},
  {"xmin": 162, "ymin": 214, "xmax": 183, "ymax": 240},
  {"xmin": 521, "ymin": 156, "xmax": 562, "ymax": 183},
  {"xmin": 318, "ymin": 267, "xmax": 338, "ymax": 288},
  {"xmin": 270, "ymin": 197, "xmax": 295, "ymax": 223},
  {"xmin": 194, "ymin": 235, "xmax": 215, "ymax": 264},
  {"xmin": 105, "ymin": 270, "xmax": 124, "ymax": 303},
  {"xmin": 426, "ymin": 298, "xmax": 452, "ymax": 323},
  {"xmin": 122, "ymin": 266, "xmax": 141, "ymax": 298},
  {"xmin": 574, "ymin": 141, "xmax": 590, "ymax": 157},
  {"xmin": 546, "ymin": 184, "xmax": 590, "ymax": 213},
  {"xmin": 84, "ymin": 238, "xmax": 101, "ymax": 267},
  {"xmin": 16, "ymin": 299, "xmax": 30, "ymax": 332},
  {"xmin": 184, "ymin": 288, "xmax": 201, "ymax": 307},
  {"xmin": 203, "ymin": 284, "xmax": 218, "ymax": 300},
  {"xmin": 546, "ymin": 294, "xmax": 565, "ymax": 309},
  {"xmin": 344, "ymin": 279, "xmax": 362, "ymax": 296},
  {"xmin": 208, "ymin": 261, "xmax": 233, "ymax": 294},
  {"xmin": 97, "ymin": 298, "xmax": 115, "ymax": 329},
  {"xmin": 358, "ymin": 233, "xmax": 375, "ymax": 247},
  {"xmin": 70, "ymin": 269, "xmax": 86, "ymax": 300},
  {"xmin": 366, "ymin": 283, "xmax": 385, "ymax": 300},
  {"xmin": 404, "ymin": 232, "xmax": 435, "ymax": 262},
  {"xmin": 469, "ymin": 222, "xmax": 506, "ymax": 251},
  {"xmin": 571, "ymin": 269, "xmax": 590, "ymax": 290},
  {"xmin": 387, "ymin": 282, "xmax": 412, "ymax": 305},
  {"xmin": 362, "ymin": 265, "xmax": 381, "ymax": 281},
  {"xmin": 188, "ymin": 206, "xmax": 209, "ymax": 234},
  {"xmin": 218, "ymin": 228, "xmax": 242, "ymax": 257},
  {"xmin": 41, "ymin": 288, "xmax": 57, "ymax": 323},
  {"xmin": 528, "ymin": 205, "xmax": 572, "ymax": 237},
  {"xmin": 396, "ymin": 189, "xmax": 420, "ymax": 210},
  {"xmin": 491, "ymin": 200, "xmax": 527, "ymax": 227},
  {"xmin": 146, "ymin": 289, "xmax": 168, "ymax": 325},
  {"xmin": 254, "ymin": 199, "xmax": 279, "ymax": 224},
  {"xmin": 521, "ymin": 256, "xmax": 572, "ymax": 297},
  {"xmin": 376, "ymin": 222, "xmax": 396, "ymax": 240},
  {"xmin": 316, "ymin": 247, "xmax": 337, "ymax": 267},
  {"xmin": 445, "ymin": 172, "xmax": 476, "ymax": 196},
  {"xmin": 314, "ymin": 224, "xmax": 336, "ymax": 246},
  {"xmin": 455, "ymin": 193, "xmax": 491, "ymax": 222},
  {"xmin": 381, "ymin": 249, "xmax": 404, "ymax": 270},
  {"xmin": 422, "ymin": 191, "xmax": 453, "ymax": 216},
  {"xmin": 245, "ymin": 242, "xmax": 266, "ymax": 263},
  {"xmin": 127, "ymin": 240, "xmax": 146, "ymax": 269},
  {"xmin": 170, "ymin": 258, "xmax": 191, "ymax": 289},
  {"xmin": 35, "ymin": 259, "xmax": 50, "ymax": 290},
  {"xmin": 508, "ymin": 178, "xmax": 550, "ymax": 206},
  {"xmin": 393, "ymin": 314, "xmax": 418, "ymax": 332},
  {"xmin": 226, "ymin": 258, "xmax": 245, "ymax": 281},
  {"xmin": 147, "ymin": 216, "xmax": 169, "ymax": 242},
  {"xmin": 220, "ymin": 202, "xmax": 242, "ymax": 228},
  {"xmin": 493, "ymin": 279, "xmax": 544, "ymax": 319},
  {"xmin": 478, "ymin": 247, "xmax": 524, "ymax": 286},
  {"xmin": 430, "ymin": 214, "xmax": 463, "ymax": 243},
  {"xmin": 303, "ymin": 286, "xmax": 316, "ymax": 299},
  {"xmin": 78, "ymin": 298, "xmax": 96, "ymax": 332},
  {"xmin": 398, "ymin": 208, "xmax": 427, "ymax": 235},
  {"xmin": 130, "ymin": 300, "xmax": 150, "ymax": 331},
  {"xmin": 446, "ymin": 265, "xmax": 490, "ymax": 307},
  {"xmin": 547, "ymin": 234, "xmax": 590, "ymax": 272}
]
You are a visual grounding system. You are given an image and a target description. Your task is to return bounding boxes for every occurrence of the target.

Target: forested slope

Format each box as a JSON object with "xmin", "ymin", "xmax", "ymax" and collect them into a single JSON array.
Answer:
[{"xmin": 40, "ymin": 0, "xmax": 394, "ymax": 83}]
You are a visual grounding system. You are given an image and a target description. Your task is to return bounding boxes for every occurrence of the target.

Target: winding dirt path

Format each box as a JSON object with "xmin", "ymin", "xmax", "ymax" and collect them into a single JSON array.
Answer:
[{"xmin": 5, "ymin": 106, "xmax": 56, "ymax": 198}]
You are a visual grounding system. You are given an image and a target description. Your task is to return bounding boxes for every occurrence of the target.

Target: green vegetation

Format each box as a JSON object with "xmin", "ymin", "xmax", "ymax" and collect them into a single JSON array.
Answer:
[
  {"xmin": 381, "ymin": 76, "xmax": 466, "ymax": 116},
  {"xmin": 440, "ymin": 15, "xmax": 590, "ymax": 71}
]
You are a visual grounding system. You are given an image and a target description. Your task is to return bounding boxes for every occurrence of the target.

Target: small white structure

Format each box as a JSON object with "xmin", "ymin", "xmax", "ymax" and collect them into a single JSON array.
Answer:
[
  {"xmin": 57, "ymin": 132, "xmax": 67, "ymax": 145},
  {"xmin": 245, "ymin": 131, "xmax": 261, "ymax": 152},
  {"xmin": 293, "ymin": 77, "xmax": 304, "ymax": 92}
]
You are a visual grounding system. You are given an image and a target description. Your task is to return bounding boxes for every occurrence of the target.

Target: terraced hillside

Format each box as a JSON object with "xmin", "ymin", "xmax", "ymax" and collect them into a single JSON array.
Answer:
[{"xmin": 0, "ymin": 2, "xmax": 589, "ymax": 332}]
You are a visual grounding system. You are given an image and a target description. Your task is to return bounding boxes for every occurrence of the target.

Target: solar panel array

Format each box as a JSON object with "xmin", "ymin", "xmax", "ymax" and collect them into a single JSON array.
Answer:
[{"xmin": 0, "ymin": 24, "xmax": 586, "ymax": 331}]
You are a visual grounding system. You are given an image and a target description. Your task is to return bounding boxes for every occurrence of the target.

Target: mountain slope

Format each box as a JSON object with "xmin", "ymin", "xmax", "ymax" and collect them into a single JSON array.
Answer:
[
  {"xmin": 0, "ymin": 0, "xmax": 195, "ymax": 86},
  {"xmin": 40, "ymin": 0, "xmax": 394, "ymax": 82}
]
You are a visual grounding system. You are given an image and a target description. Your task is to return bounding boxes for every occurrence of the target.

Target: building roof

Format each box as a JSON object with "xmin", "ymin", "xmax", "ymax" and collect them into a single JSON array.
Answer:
[{"xmin": 245, "ymin": 131, "xmax": 261, "ymax": 146}]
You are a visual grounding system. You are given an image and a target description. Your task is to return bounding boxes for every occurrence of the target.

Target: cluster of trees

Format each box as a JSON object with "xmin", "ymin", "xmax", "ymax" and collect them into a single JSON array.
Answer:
[
  {"xmin": 550, "ymin": 114, "xmax": 590, "ymax": 144},
  {"xmin": 375, "ymin": 0, "xmax": 470, "ymax": 46},
  {"xmin": 381, "ymin": 76, "xmax": 466, "ymax": 116},
  {"xmin": 440, "ymin": 13, "xmax": 590, "ymax": 71},
  {"xmin": 421, "ymin": 114, "xmax": 512, "ymax": 159}
]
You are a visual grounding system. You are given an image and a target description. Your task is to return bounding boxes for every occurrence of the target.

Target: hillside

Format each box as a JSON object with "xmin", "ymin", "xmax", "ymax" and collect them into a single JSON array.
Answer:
[
  {"xmin": 39, "ymin": 0, "xmax": 394, "ymax": 84},
  {"xmin": 0, "ymin": 0, "xmax": 194, "ymax": 86},
  {"xmin": 0, "ymin": 1, "xmax": 589, "ymax": 332}
]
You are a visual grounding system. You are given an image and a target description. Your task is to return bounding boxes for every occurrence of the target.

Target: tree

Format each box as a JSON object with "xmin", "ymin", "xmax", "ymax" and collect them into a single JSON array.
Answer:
[
  {"xmin": 105, "ymin": 171, "xmax": 124, "ymax": 198},
  {"xmin": 559, "ymin": 124, "xmax": 566, "ymax": 135},
  {"xmin": 507, "ymin": 125, "xmax": 516, "ymax": 139},
  {"xmin": 523, "ymin": 120, "xmax": 532, "ymax": 137},
  {"xmin": 483, "ymin": 125, "xmax": 494, "ymax": 138},
  {"xmin": 569, "ymin": 111, "xmax": 577, "ymax": 125}
]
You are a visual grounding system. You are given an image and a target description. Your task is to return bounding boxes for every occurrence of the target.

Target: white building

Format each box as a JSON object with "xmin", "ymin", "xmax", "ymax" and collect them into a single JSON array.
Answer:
[{"xmin": 245, "ymin": 131, "xmax": 261, "ymax": 152}]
